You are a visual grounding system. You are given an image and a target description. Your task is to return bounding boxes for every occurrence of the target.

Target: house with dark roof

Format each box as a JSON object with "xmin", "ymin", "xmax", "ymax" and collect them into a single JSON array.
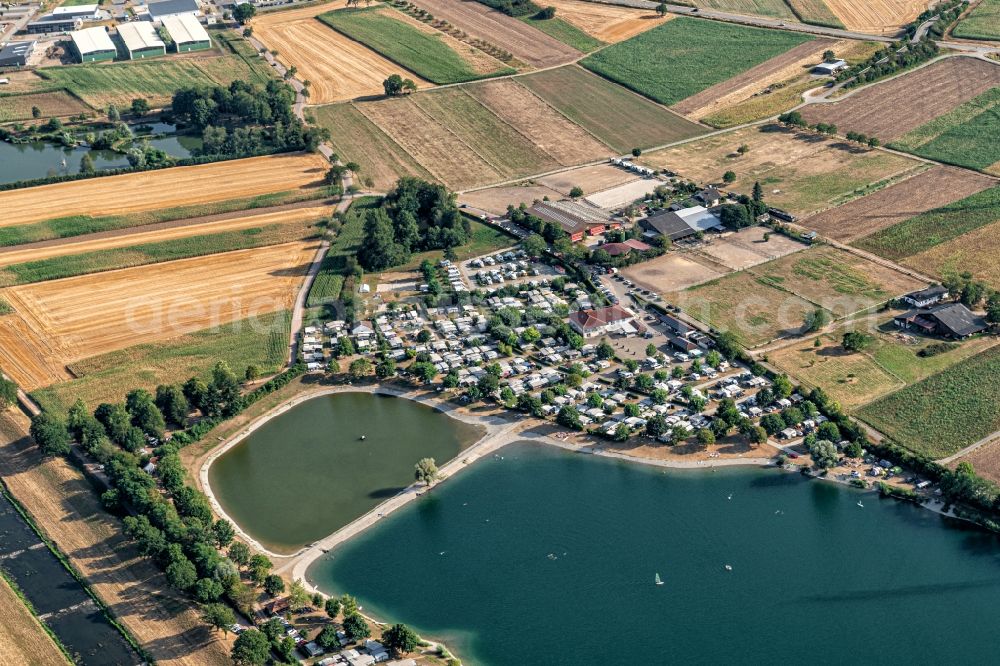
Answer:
[
  {"xmin": 568, "ymin": 305, "xmax": 635, "ymax": 337},
  {"xmin": 695, "ymin": 187, "xmax": 723, "ymax": 207},
  {"xmin": 640, "ymin": 205, "xmax": 723, "ymax": 242},
  {"xmin": 902, "ymin": 285, "xmax": 949, "ymax": 308},
  {"xmin": 894, "ymin": 302, "xmax": 986, "ymax": 339}
]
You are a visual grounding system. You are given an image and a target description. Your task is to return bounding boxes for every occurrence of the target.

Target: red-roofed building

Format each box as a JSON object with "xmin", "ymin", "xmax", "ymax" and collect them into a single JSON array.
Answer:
[
  {"xmin": 567, "ymin": 304, "xmax": 635, "ymax": 337},
  {"xmin": 600, "ymin": 239, "xmax": 653, "ymax": 256}
]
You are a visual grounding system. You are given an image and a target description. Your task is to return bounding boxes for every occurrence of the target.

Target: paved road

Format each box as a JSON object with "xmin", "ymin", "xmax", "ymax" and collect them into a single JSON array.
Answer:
[{"xmin": 937, "ymin": 429, "xmax": 1000, "ymax": 466}]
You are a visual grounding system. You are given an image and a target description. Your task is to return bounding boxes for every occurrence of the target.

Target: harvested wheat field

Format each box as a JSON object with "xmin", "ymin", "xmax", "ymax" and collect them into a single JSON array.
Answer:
[
  {"xmin": 800, "ymin": 57, "xmax": 1000, "ymax": 141},
  {"xmin": 0, "ymin": 153, "xmax": 328, "ymax": 228},
  {"xmin": 357, "ymin": 96, "xmax": 502, "ymax": 190},
  {"xmin": 539, "ymin": 0, "xmax": 666, "ymax": 42},
  {"xmin": 672, "ymin": 38, "xmax": 836, "ymax": 119},
  {"xmin": 640, "ymin": 125, "xmax": 923, "ymax": 215},
  {"xmin": 824, "ymin": 0, "xmax": 926, "ymax": 32},
  {"xmin": 902, "ymin": 219, "xmax": 1000, "ymax": 290},
  {"xmin": 957, "ymin": 437, "xmax": 1000, "ymax": 485},
  {"xmin": 0, "ymin": 413, "xmax": 233, "ymax": 666},
  {"xmin": 411, "ymin": 0, "xmax": 580, "ymax": 67},
  {"xmin": 801, "ymin": 166, "xmax": 996, "ymax": 242},
  {"xmin": 0, "ymin": 242, "xmax": 317, "ymax": 388},
  {"xmin": 0, "ymin": 206, "xmax": 327, "ymax": 269},
  {"xmin": 0, "ymin": 573, "xmax": 67, "ymax": 666},
  {"xmin": 467, "ymin": 79, "xmax": 613, "ymax": 166},
  {"xmin": 254, "ymin": 3, "xmax": 429, "ymax": 103}
]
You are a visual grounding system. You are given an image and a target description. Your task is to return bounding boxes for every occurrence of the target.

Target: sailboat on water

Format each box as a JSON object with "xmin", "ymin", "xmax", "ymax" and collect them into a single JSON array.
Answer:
[{"xmin": 655, "ymin": 573, "xmax": 664, "ymax": 586}]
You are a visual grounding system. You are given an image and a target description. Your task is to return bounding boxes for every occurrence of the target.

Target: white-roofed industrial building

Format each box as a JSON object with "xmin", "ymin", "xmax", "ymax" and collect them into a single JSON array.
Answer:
[
  {"xmin": 70, "ymin": 26, "xmax": 117, "ymax": 62},
  {"xmin": 161, "ymin": 14, "xmax": 211, "ymax": 52},
  {"xmin": 117, "ymin": 21, "xmax": 165, "ymax": 59}
]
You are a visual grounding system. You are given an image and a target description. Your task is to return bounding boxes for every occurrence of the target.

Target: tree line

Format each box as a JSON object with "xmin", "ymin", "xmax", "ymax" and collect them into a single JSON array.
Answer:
[{"xmin": 358, "ymin": 178, "xmax": 471, "ymax": 271}]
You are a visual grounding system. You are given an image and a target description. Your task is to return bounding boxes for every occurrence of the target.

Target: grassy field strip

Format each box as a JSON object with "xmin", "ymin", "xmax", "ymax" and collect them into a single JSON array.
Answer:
[
  {"xmin": 784, "ymin": 0, "xmax": 845, "ymax": 28},
  {"xmin": 952, "ymin": 0, "xmax": 1000, "ymax": 41},
  {"xmin": 33, "ymin": 311, "xmax": 292, "ymax": 412},
  {"xmin": 318, "ymin": 7, "xmax": 511, "ymax": 84},
  {"xmin": 695, "ymin": 0, "xmax": 794, "ymax": 19},
  {"xmin": 307, "ymin": 197, "xmax": 375, "ymax": 306},
  {"xmin": 581, "ymin": 17, "xmax": 812, "ymax": 106},
  {"xmin": 888, "ymin": 87, "xmax": 1000, "ymax": 173},
  {"xmin": 0, "ymin": 216, "xmax": 322, "ymax": 287},
  {"xmin": 0, "ymin": 90, "xmax": 93, "ymax": 122},
  {"xmin": 853, "ymin": 185, "xmax": 1000, "ymax": 261},
  {"xmin": 857, "ymin": 345, "xmax": 1000, "ymax": 458},
  {"xmin": 0, "ymin": 207, "xmax": 328, "ymax": 269},
  {"xmin": 315, "ymin": 103, "xmax": 434, "ymax": 190}
]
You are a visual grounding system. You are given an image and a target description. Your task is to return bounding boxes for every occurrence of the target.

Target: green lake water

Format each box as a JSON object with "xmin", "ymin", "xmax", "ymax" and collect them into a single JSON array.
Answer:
[
  {"xmin": 309, "ymin": 441, "xmax": 1000, "ymax": 665},
  {"xmin": 207, "ymin": 392, "xmax": 484, "ymax": 554}
]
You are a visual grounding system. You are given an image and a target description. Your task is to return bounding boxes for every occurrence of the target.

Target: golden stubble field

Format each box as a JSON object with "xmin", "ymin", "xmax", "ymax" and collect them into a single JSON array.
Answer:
[
  {"xmin": 0, "ymin": 413, "xmax": 233, "ymax": 666},
  {"xmin": 539, "ymin": 0, "xmax": 667, "ymax": 42},
  {"xmin": 0, "ymin": 573, "xmax": 66, "ymax": 666},
  {"xmin": 0, "ymin": 241, "xmax": 319, "ymax": 389},
  {"xmin": 824, "ymin": 0, "xmax": 927, "ymax": 32},
  {"xmin": 252, "ymin": 1, "xmax": 431, "ymax": 103},
  {"xmin": 0, "ymin": 153, "xmax": 329, "ymax": 228}
]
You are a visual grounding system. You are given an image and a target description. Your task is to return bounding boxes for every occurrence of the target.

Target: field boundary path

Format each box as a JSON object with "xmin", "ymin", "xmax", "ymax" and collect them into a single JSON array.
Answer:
[{"xmin": 937, "ymin": 430, "xmax": 1000, "ymax": 466}]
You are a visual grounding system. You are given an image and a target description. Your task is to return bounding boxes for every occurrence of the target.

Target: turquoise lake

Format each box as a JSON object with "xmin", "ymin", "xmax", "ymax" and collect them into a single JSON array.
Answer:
[{"xmin": 309, "ymin": 441, "xmax": 1000, "ymax": 665}]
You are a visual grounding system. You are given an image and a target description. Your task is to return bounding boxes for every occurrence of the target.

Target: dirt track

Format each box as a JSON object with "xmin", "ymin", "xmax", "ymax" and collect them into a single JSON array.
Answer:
[
  {"xmin": 673, "ymin": 38, "xmax": 836, "ymax": 118},
  {"xmin": 0, "ymin": 241, "xmax": 318, "ymax": 388},
  {"xmin": 800, "ymin": 166, "xmax": 996, "ymax": 242},
  {"xmin": 253, "ymin": 3, "xmax": 431, "ymax": 103},
  {"xmin": 800, "ymin": 57, "xmax": 1000, "ymax": 141},
  {"xmin": 410, "ymin": 0, "xmax": 581, "ymax": 67},
  {"xmin": 0, "ymin": 153, "xmax": 329, "ymax": 228},
  {"xmin": 0, "ymin": 413, "xmax": 233, "ymax": 666}
]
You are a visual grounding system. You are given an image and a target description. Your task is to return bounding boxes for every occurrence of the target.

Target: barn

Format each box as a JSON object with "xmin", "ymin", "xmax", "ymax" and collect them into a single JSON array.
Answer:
[
  {"xmin": 161, "ymin": 14, "xmax": 212, "ymax": 52},
  {"xmin": 117, "ymin": 22, "xmax": 166, "ymax": 60},
  {"xmin": 70, "ymin": 26, "xmax": 117, "ymax": 63}
]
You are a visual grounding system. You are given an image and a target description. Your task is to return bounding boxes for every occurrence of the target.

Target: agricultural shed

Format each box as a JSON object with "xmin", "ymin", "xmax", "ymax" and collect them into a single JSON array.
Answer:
[
  {"xmin": 161, "ymin": 14, "xmax": 212, "ymax": 52},
  {"xmin": 70, "ymin": 26, "xmax": 117, "ymax": 63},
  {"xmin": 26, "ymin": 15, "xmax": 81, "ymax": 34},
  {"xmin": 147, "ymin": 0, "xmax": 200, "ymax": 22},
  {"xmin": 0, "ymin": 40, "xmax": 35, "ymax": 68},
  {"xmin": 52, "ymin": 4, "xmax": 100, "ymax": 19},
  {"xmin": 117, "ymin": 22, "xmax": 165, "ymax": 59}
]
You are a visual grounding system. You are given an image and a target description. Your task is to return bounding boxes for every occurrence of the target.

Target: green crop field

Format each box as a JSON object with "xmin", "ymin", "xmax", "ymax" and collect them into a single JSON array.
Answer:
[
  {"xmin": 518, "ymin": 66, "xmax": 706, "ymax": 152},
  {"xmin": 318, "ymin": 8, "xmax": 512, "ymax": 84},
  {"xmin": 857, "ymin": 345, "xmax": 1000, "ymax": 458},
  {"xmin": 853, "ymin": 185, "xmax": 1000, "ymax": 260},
  {"xmin": 413, "ymin": 87, "xmax": 560, "ymax": 178},
  {"xmin": 37, "ymin": 54, "xmax": 273, "ymax": 108},
  {"xmin": 953, "ymin": 0, "xmax": 1000, "ymax": 41},
  {"xmin": 32, "ymin": 311, "xmax": 291, "ymax": 412},
  {"xmin": 0, "ymin": 188, "xmax": 330, "ymax": 248},
  {"xmin": 784, "ymin": 0, "xmax": 844, "ymax": 28},
  {"xmin": 0, "ymin": 222, "xmax": 319, "ymax": 287},
  {"xmin": 314, "ymin": 103, "xmax": 433, "ymax": 191},
  {"xmin": 307, "ymin": 197, "xmax": 376, "ymax": 307},
  {"xmin": 888, "ymin": 88, "xmax": 1000, "ymax": 173},
  {"xmin": 520, "ymin": 15, "xmax": 603, "ymax": 52},
  {"xmin": 581, "ymin": 17, "xmax": 812, "ymax": 106}
]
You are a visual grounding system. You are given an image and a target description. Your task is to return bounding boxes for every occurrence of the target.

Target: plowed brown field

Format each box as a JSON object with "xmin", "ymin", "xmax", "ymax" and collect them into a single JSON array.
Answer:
[
  {"xmin": 539, "ymin": 0, "xmax": 667, "ymax": 42},
  {"xmin": 410, "ymin": 0, "xmax": 580, "ymax": 67},
  {"xmin": 467, "ymin": 79, "xmax": 613, "ymax": 166},
  {"xmin": 824, "ymin": 0, "xmax": 926, "ymax": 32},
  {"xmin": 0, "ymin": 242, "xmax": 317, "ymax": 388},
  {"xmin": 253, "ymin": 2, "xmax": 430, "ymax": 103},
  {"xmin": 0, "ymin": 153, "xmax": 328, "ymax": 228},
  {"xmin": 673, "ymin": 38, "xmax": 836, "ymax": 118},
  {"xmin": 801, "ymin": 58, "xmax": 1000, "ymax": 141},
  {"xmin": 800, "ymin": 166, "xmax": 996, "ymax": 241},
  {"xmin": 0, "ymin": 414, "xmax": 233, "ymax": 666}
]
